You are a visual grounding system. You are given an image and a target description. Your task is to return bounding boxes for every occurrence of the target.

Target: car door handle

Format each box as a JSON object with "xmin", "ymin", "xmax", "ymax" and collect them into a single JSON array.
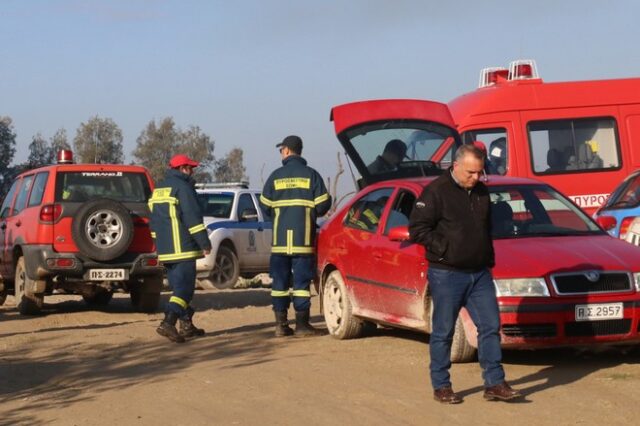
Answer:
[
  {"xmin": 15, "ymin": 221, "xmax": 21, "ymax": 227},
  {"xmin": 373, "ymin": 251, "xmax": 383, "ymax": 259}
]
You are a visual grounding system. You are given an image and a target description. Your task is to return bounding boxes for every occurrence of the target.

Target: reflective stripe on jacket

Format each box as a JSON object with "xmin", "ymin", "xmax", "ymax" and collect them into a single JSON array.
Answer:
[
  {"xmin": 260, "ymin": 155, "xmax": 331, "ymax": 255},
  {"xmin": 149, "ymin": 169, "xmax": 212, "ymax": 263}
]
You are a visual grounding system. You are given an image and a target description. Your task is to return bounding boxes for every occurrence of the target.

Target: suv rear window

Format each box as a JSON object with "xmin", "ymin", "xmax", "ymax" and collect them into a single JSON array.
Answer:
[{"xmin": 54, "ymin": 172, "xmax": 151, "ymax": 203}]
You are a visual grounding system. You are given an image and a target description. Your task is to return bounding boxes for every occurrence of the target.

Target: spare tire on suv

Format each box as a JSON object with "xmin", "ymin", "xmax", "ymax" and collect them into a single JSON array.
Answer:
[{"xmin": 72, "ymin": 199, "xmax": 134, "ymax": 261}]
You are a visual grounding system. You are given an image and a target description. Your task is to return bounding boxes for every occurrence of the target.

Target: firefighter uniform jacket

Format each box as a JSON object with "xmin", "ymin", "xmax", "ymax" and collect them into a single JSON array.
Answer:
[
  {"xmin": 148, "ymin": 169, "xmax": 212, "ymax": 263},
  {"xmin": 260, "ymin": 155, "xmax": 331, "ymax": 255}
]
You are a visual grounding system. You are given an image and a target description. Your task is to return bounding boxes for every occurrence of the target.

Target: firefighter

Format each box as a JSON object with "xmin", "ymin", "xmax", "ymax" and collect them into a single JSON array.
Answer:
[
  {"xmin": 260, "ymin": 135, "xmax": 332, "ymax": 337},
  {"xmin": 149, "ymin": 154, "xmax": 212, "ymax": 343}
]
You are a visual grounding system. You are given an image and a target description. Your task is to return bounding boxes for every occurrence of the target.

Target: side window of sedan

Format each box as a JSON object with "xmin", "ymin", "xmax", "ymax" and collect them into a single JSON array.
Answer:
[
  {"xmin": 383, "ymin": 190, "xmax": 416, "ymax": 235},
  {"xmin": 344, "ymin": 188, "xmax": 394, "ymax": 233}
]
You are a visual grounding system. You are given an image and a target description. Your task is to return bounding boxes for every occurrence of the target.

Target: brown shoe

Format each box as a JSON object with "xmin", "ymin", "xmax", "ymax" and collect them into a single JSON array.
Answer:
[
  {"xmin": 433, "ymin": 387, "xmax": 463, "ymax": 404},
  {"xmin": 483, "ymin": 382, "xmax": 523, "ymax": 401}
]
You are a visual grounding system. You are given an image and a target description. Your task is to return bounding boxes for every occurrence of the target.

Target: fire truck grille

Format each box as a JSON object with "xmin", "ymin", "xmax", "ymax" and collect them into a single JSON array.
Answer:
[
  {"xmin": 552, "ymin": 272, "xmax": 631, "ymax": 295},
  {"xmin": 502, "ymin": 324, "xmax": 557, "ymax": 338},
  {"xmin": 565, "ymin": 319, "xmax": 631, "ymax": 337}
]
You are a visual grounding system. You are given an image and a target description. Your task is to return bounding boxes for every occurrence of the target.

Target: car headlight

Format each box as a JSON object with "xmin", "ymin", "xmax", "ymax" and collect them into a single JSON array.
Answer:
[
  {"xmin": 634, "ymin": 273, "xmax": 640, "ymax": 292},
  {"xmin": 494, "ymin": 278, "xmax": 550, "ymax": 297}
]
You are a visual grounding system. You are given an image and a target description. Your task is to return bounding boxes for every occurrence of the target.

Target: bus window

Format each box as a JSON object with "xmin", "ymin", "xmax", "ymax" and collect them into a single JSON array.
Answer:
[
  {"xmin": 528, "ymin": 118, "xmax": 620, "ymax": 174},
  {"xmin": 462, "ymin": 128, "xmax": 508, "ymax": 175}
]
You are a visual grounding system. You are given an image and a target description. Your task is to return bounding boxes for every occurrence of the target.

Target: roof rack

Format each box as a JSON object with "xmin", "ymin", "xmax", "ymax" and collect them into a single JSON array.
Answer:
[{"xmin": 195, "ymin": 181, "xmax": 249, "ymax": 189}]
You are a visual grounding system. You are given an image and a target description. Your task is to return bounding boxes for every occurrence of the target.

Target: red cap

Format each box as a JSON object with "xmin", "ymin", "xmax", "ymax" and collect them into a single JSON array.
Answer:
[{"xmin": 169, "ymin": 154, "xmax": 199, "ymax": 168}]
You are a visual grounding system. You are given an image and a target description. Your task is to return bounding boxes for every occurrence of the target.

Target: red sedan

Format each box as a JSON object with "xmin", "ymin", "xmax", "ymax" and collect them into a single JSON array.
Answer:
[{"xmin": 317, "ymin": 100, "xmax": 640, "ymax": 362}]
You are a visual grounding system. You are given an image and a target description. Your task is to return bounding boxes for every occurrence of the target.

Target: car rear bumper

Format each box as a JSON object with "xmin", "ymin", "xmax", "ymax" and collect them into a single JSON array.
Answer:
[
  {"xmin": 23, "ymin": 244, "xmax": 163, "ymax": 281},
  {"xmin": 498, "ymin": 300, "xmax": 640, "ymax": 348}
]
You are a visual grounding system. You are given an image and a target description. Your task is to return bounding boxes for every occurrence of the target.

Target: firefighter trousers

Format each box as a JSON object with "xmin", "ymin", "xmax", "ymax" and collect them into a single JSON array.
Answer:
[
  {"xmin": 165, "ymin": 260, "xmax": 196, "ymax": 319},
  {"xmin": 270, "ymin": 254, "xmax": 314, "ymax": 312}
]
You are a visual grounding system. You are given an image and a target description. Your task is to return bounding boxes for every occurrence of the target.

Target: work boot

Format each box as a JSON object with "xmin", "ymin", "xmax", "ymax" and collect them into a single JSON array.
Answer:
[
  {"xmin": 179, "ymin": 307, "xmax": 205, "ymax": 338},
  {"xmin": 156, "ymin": 312, "xmax": 186, "ymax": 343},
  {"xmin": 274, "ymin": 310, "xmax": 294, "ymax": 337},
  {"xmin": 294, "ymin": 310, "xmax": 323, "ymax": 337}
]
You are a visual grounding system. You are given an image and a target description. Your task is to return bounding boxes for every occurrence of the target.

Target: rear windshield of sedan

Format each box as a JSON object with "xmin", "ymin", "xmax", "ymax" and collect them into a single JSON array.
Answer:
[
  {"xmin": 197, "ymin": 192, "xmax": 234, "ymax": 218},
  {"xmin": 490, "ymin": 184, "xmax": 602, "ymax": 238},
  {"xmin": 54, "ymin": 172, "xmax": 152, "ymax": 203}
]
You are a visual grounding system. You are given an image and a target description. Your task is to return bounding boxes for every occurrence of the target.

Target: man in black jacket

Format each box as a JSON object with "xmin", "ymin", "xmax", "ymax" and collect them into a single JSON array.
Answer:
[
  {"xmin": 260, "ymin": 135, "xmax": 331, "ymax": 337},
  {"xmin": 409, "ymin": 144, "xmax": 522, "ymax": 404},
  {"xmin": 149, "ymin": 154, "xmax": 212, "ymax": 343}
]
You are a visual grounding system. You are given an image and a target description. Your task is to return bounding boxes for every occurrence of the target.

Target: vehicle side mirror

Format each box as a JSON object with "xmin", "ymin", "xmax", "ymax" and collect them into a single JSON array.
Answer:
[
  {"xmin": 596, "ymin": 215, "xmax": 616, "ymax": 231},
  {"xmin": 388, "ymin": 225, "xmax": 410, "ymax": 241},
  {"xmin": 240, "ymin": 208, "xmax": 258, "ymax": 222}
]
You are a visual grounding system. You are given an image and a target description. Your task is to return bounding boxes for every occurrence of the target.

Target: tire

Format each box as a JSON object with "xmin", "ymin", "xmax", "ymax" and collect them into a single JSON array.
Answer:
[
  {"xmin": 209, "ymin": 246, "xmax": 239, "ymax": 289},
  {"xmin": 72, "ymin": 199, "xmax": 134, "ymax": 261},
  {"xmin": 450, "ymin": 315, "xmax": 477, "ymax": 363},
  {"xmin": 82, "ymin": 288, "xmax": 114, "ymax": 306},
  {"xmin": 14, "ymin": 257, "xmax": 43, "ymax": 315},
  {"xmin": 0, "ymin": 289, "xmax": 7, "ymax": 306},
  {"xmin": 322, "ymin": 270, "xmax": 363, "ymax": 339},
  {"xmin": 130, "ymin": 275, "xmax": 162, "ymax": 313},
  {"xmin": 426, "ymin": 297, "xmax": 476, "ymax": 363}
]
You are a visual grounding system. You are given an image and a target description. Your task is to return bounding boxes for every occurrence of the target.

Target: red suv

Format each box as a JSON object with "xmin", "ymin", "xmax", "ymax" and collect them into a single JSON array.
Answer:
[{"xmin": 0, "ymin": 151, "xmax": 163, "ymax": 315}]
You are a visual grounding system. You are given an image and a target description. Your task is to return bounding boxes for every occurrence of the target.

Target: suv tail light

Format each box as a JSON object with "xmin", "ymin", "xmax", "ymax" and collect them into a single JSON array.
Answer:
[
  {"xmin": 40, "ymin": 204, "xmax": 62, "ymax": 223},
  {"xmin": 619, "ymin": 216, "xmax": 635, "ymax": 239},
  {"xmin": 143, "ymin": 258, "xmax": 159, "ymax": 267}
]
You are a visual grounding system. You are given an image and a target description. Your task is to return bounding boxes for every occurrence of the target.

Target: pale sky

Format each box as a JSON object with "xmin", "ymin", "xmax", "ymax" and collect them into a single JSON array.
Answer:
[{"xmin": 3, "ymin": 0, "xmax": 639, "ymax": 197}]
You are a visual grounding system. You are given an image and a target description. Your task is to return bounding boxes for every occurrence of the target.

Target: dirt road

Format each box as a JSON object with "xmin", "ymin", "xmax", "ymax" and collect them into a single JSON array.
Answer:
[{"xmin": 2, "ymin": 289, "xmax": 640, "ymax": 426}]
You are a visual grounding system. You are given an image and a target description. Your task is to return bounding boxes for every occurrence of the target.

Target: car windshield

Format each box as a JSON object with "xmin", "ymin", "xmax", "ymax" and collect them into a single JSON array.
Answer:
[
  {"xmin": 54, "ymin": 172, "xmax": 151, "ymax": 203},
  {"xmin": 341, "ymin": 120, "xmax": 459, "ymax": 182},
  {"xmin": 197, "ymin": 192, "xmax": 234, "ymax": 218},
  {"xmin": 490, "ymin": 184, "xmax": 602, "ymax": 239},
  {"xmin": 602, "ymin": 173, "xmax": 640, "ymax": 209}
]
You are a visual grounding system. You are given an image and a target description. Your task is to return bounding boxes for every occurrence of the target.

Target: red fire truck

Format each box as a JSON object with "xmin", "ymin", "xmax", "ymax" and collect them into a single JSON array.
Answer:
[{"xmin": 449, "ymin": 60, "xmax": 640, "ymax": 214}]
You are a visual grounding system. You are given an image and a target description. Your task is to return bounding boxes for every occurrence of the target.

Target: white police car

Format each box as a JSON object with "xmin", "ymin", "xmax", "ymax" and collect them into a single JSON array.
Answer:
[{"xmin": 195, "ymin": 183, "xmax": 273, "ymax": 289}]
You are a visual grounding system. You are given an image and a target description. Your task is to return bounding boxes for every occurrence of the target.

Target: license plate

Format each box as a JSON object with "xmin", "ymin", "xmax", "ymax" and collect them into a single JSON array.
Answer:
[
  {"xmin": 575, "ymin": 303, "xmax": 623, "ymax": 321},
  {"xmin": 86, "ymin": 269, "xmax": 127, "ymax": 281}
]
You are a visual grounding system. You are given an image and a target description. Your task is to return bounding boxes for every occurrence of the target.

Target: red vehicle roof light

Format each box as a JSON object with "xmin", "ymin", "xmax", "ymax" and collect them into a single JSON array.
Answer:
[
  {"xmin": 57, "ymin": 149, "xmax": 74, "ymax": 164},
  {"xmin": 478, "ymin": 67, "xmax": 509, "ymax": 88},
  {"xmin": 508, "ymin": 59, "xmax": 539, "ymax": 80},
  {"xmin": 40, "ymin": 204, "xmax": 62, "ymax": 223},
  {"xmin": 619, "ymin": 216, "xmax": 635, "ymax": 239}
]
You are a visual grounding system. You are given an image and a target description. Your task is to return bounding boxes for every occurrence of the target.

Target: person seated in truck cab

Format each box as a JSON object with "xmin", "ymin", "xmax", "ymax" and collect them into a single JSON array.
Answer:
[
  {"xmin": 577, "ymin": 141, "xmax": 604, "ymax": 169},
  {"xmin": 546, "ymin": 148, "xmax": 566, "ymax": 172},
  {"xmin": 487, "ymin": 137, "xmax": 507, "ymax": 175}
]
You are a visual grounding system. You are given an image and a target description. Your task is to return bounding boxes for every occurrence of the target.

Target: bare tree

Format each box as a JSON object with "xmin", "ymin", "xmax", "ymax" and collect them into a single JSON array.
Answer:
[
  {"xmin": 28, "ymin": 133, "xmax": 53, "ymax": 167},
  {"xmin": 214, "ymin": 147, "xmax": 247, "ymax": 183},
  {"xmin": 74, "ymin": 116, "xmax": 124, "ymax": 164},
  {"xmin": 132, "ymin": 117, "xmax": 180, "ymax": 183}
]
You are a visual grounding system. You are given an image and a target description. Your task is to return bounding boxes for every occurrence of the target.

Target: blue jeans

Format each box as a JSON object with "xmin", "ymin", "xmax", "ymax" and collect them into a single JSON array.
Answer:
[
  {"xmin": 165, "ymin": 260, "xmax": 196, "ymax": 319},
  {"xmin": 270, "ymin": 254, "xmax": 314, "ymax": 312},
  {"xmin": 428, "ymin": 267, "xmax": 505, "ymax": 389}
]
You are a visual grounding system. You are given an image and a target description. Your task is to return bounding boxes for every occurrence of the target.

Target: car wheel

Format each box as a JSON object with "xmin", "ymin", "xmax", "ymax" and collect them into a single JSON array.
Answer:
[
  {"xmin": 14, "ymin": 256, "xmax": 43, "ymax": 315},
  {"xmin": 82, "ymin": 288, "xmax": 114, "ymax": 306},
  {"xmin": 426, "ymin": 297, "xmax": 476, "ymax": 363},
  {"xmin": 210, "ymin": 246, "xmax": 239, "ymax": 289},
  {"xmin": 0, "ymin": 288, "xmax": 7, "ymax": 306},
  {"xmin": 130, "ymin": 275, "xmax": 162, "ymax": 313},
  {"xmin": 322, "ymin": 270, "xmax": 363, "ymax": 339},
  {"xmin": 72, "ymin": 199, "xmax": 134, "ymax": 261},
  {"xmin": 450, "ymin": 315, "xmax": 477, "ymax": 363}
]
